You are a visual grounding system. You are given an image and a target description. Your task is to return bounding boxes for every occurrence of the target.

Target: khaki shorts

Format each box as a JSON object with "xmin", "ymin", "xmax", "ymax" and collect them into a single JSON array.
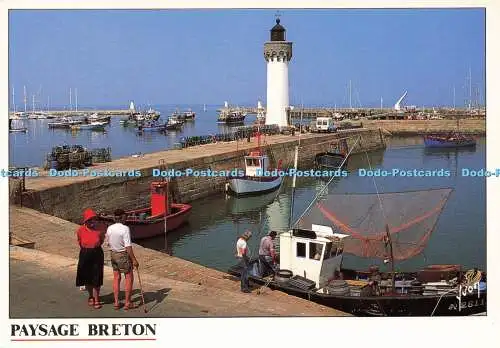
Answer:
[{"xmin": 110, "ymin": 251, "xmax": 132, "ymax": 274}]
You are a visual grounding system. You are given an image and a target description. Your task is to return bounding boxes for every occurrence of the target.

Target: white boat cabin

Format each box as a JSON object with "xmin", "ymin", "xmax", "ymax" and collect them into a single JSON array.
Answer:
[
  {"xmin": 279, "ymin": 224, "xmax": 349, "ymax": 289},
  {"xmin": 244, "ymin": 151, "xmax": 270, "ymax": 177}
]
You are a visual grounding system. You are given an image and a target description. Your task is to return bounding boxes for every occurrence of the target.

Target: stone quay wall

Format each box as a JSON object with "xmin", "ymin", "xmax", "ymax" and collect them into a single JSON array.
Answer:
[
  {"xmin": 364, "ymin": 119, "xmax": 486, "ymax": 135},
  {"xmin": 15, "ymin": 129, "xmax": 385, "ymax": 224}
]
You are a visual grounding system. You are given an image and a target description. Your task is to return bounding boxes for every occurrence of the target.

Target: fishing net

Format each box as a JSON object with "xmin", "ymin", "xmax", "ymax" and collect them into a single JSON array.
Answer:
[{"xmin": 295, "ymin": 188, "xmax": 453, "ymax": 261}]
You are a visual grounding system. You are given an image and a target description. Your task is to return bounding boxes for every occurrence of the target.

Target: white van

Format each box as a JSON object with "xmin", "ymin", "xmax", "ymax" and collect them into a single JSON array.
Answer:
[{"xmin": 316, "ymin": 117, "xmax": 336, "ymax": 133}]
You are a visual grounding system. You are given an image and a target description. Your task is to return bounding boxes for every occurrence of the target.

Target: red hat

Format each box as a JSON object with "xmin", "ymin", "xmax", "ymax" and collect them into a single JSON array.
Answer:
[{"xmin": 83, "ymin": 208, "xmax": 97, "ymax": 223}]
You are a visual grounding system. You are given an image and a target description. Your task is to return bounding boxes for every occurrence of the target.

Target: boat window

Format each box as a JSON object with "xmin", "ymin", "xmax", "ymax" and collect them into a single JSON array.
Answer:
[
  {"xmin": 309, "ymin": 242, "xmax": 323, "ymax": 260},
  {"xmin": 246, "ymin": 159, "xmax": 253, "ymax": 166},
  {"xmin": 296, "ymin": 242, "xmax": 306, "ymax": 257},
  {"xmin": 323, "ymin": 242, "xmax": 332, "ymax": 260}
]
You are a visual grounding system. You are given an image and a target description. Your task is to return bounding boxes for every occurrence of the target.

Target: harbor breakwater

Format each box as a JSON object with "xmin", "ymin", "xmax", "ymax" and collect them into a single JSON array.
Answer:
[
  {"xmin": 364, "ymin": 119, "xmax": 486, "ymax": 135},
  {"xmin": 14, "ymin": 129, "xmax": 384, "ymax": 224}
]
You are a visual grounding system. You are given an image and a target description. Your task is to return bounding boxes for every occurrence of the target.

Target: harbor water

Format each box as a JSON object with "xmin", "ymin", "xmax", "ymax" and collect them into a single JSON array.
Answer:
[
  {"xmin": 8, "ymin": 112, "xmax": 486, "ymax": 274},
  {"xmin": 139, "ymin": 136, "xmax": 486, "ymax": 273},
  {"xmin": 8, "ymin": 105, "xmax": 258, "ymax": 168}
]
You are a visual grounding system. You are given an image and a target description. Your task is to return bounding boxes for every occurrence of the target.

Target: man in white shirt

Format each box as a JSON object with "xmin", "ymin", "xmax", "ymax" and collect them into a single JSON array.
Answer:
[
  {"xmin": 235, "ymin": 230, "xmax": 252, "ymax": 293},
  {"xmin": 106, "ymin": 209, "xmax": 139, "ymax": 310}
]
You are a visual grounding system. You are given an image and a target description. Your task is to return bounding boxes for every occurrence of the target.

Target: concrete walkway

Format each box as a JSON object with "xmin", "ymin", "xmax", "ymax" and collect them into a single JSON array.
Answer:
[
  {"xmin": 10, "ymin": 247, "xmax": 348, "ymax": 317},
  {"xmin": 9, "ymin": 206, "xmax": 349, "ymax": 316}
]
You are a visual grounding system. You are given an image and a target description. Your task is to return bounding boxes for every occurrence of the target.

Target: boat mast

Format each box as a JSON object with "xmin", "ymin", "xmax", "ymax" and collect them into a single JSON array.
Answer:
[
  {"xmin": 75, "ymin": 88, "xmax": 78, "ymax": 112},
  {"xmin": 12, "ymin": 86, "xmax": 15, "ymax": 113},
  {"xmin": 468, "ymin": 67, "xmax": 472, "ymax": 112},
  {"xmin": 453, "ymin": 85, "xmax": 456, "ymax": 110},
  {"xmin": 23, "ymin": 85, "xmax": 27, "ymax": 113},
  {"xmin": 349, "ymin": 80, "xmax": 352, "ymax": 109},
  {"xmin": 288, "ymin": 144, "xmax": 299, "ymax": 229},
  {"xmin": 385, "ymin": 224, "xmax": 396, "ymax": 293},
  {"xmin": 69, "ymin": 88, "xmax": 72, "ymax": 111}
]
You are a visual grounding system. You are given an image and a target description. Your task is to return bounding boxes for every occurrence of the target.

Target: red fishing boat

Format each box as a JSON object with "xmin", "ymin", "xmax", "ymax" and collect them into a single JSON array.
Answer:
[{"xmin": 96, "ymin": 181, "xmax": 192, "ymax": 240}]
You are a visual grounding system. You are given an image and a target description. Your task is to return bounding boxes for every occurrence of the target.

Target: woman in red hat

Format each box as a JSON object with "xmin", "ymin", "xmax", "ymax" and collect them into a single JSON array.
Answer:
[{"xmin": 75, "ymin": 208, "xmax": 105, "ymax": 309}]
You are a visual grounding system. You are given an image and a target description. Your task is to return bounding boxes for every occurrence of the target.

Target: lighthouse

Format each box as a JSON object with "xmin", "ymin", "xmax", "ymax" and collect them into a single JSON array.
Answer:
[{"xmin": 264, "ymin": 17, "xmax": 293, "ymax": 128}]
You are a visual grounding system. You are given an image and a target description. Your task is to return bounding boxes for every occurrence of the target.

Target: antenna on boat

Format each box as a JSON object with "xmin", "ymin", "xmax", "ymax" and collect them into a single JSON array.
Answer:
[{"xmin": 158, "ymin": 159, "xmax": 169, "ymax": 254}]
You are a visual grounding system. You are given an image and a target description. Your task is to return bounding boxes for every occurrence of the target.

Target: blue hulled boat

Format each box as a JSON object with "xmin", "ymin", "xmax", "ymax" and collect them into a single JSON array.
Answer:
[
  {"xmin": 423, "ymin": 133, "xmax": 476, "ymax": 148},
  {"xmin": 136, "ymin": 122, "xmax": 166, "ymax": 133}
]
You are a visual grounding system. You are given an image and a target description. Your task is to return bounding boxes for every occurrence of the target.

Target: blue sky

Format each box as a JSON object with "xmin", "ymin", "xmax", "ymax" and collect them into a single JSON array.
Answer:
[{"xmin": 9, "ymin": 9, "xmax": 485, "ymax": 108}]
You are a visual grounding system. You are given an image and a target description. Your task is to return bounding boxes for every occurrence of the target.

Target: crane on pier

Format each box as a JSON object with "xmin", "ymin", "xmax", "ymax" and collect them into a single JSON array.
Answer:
[{"xmin": 394, "ymin": 91, "xmax": 408, "ymax": 111}]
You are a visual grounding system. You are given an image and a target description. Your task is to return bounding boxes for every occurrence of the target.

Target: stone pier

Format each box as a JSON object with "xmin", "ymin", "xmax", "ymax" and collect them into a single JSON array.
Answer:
[{"xmin": 15, "ymin": 129, "xmax": 385, "ymax": 224}]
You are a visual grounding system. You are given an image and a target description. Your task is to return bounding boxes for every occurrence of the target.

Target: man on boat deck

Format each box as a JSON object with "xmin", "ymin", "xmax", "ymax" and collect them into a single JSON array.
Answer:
[
  {"xmin": 258, "ymin": 231, "xmax": 277, "ymax": 277},
  {"xmin": 106, "ymin": 209, "xmax": 140, "ymax": 310},
  {"xmin": 236, "ymin": 230, "xmax": 252, "ymax": 293}
]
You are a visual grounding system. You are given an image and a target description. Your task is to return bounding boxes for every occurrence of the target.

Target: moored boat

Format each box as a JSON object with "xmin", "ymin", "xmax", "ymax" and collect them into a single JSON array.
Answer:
[
  {"xmin": 182, "ymin": 109, "xmax": 196, "ymax": 120},
  {"xmin": 314, "ymin": 138, "xmax": 349, "ymax": 170},
  {"xmin": 95, "ymin": 181, "xmax": 192, "ymax": 240},
  {"xmin": 48, "ymin": 117, "xmax": 83, "ymax": 129},
  {"xmin": 71, "ymin": 121, "xmax": 107, "ymax": 131},
  {"xmin": 87, "ymin": 113, "xmax": 111, "ymax": 124},
  {"xmin": 166, "ymin": 118, "xmax": 183, "ymax": 130},
  {"xmin": 226, "ymin": 135, "xmax": 283, "ymax": 196},
  {"xmin": 423, "ymin": 133, "xmax": 476, "ymax": 148},
  {"xmin": 217, "ymin": 109, "xmax": 246, "ymax": 124},
  {"xmin": 9, "ymin": 128, "xmax": 28, "ymax": 133},
  {"xmin": 136, "ymin": 121, "xmax": 166, "ymax": 133},
  {"xmin": 228, "ymin": 139, "xmax": 486, "ymax": 316},
  {"xmin": 228, "ymin": 222, "xmax": 486, "ymax": 316}
]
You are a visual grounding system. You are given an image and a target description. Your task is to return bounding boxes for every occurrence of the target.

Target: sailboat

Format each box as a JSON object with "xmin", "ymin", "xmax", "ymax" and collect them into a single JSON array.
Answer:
[
  {"xmin": 9, "ymin": 87, "xmax": 28, "ymax": 133},
  {"xmin": 228, "ymin": 138, "xmax": 486, "ymax": 316}
]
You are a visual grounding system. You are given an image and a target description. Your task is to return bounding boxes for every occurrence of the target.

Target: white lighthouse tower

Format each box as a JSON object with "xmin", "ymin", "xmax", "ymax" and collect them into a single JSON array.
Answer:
[{"xmin": 264, "ymin": 17, "xmax": 293, "ymax": 128}]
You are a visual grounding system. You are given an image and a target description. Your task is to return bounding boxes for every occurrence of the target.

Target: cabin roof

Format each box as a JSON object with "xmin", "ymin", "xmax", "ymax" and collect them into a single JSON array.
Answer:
[
  {"xmin": 244, "ymin": 154, "xmax": 268, "ymax": 160},
  {"xmin": 285, "ymin": 226, "xmax": 349, "ymax": 242}
]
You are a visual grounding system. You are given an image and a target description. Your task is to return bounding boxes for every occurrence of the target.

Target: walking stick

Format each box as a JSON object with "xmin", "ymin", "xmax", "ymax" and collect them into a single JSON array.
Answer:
[{"xmin": 136, "ymin": 267, "xmax": 147, "ymax": 313}]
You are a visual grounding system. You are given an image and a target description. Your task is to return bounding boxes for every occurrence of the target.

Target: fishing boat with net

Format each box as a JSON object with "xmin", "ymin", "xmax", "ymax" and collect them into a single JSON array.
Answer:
[
  {"xmin": 228, "ymin": 138, "xmax": 486, "ymax": 316},
  {"xmin": 95, "ymin": 179, "xmax": 192, "ymax": 240}
]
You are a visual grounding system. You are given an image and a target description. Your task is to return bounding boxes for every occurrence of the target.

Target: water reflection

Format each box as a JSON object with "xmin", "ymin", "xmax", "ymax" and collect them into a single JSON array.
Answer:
[{"xmin": 138, "ymin": 138, "xmax": 485, "ymax": 273}]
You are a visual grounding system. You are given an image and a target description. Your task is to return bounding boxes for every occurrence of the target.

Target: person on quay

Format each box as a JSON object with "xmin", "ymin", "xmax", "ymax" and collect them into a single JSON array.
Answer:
[
  {"xmin": 106, "ymin": 209, "xmax": 139, "ymax": 310},
  {"xmin": 236, "ymin": 230, "xmax": 252, "ymax": 293},
  {"xmin": 75, "ymin": 208, "xmax": 105, "ymax": 309},
  {"xmin": 258, "ymin": 231, "xmax": 277, "ymax": 277}
]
